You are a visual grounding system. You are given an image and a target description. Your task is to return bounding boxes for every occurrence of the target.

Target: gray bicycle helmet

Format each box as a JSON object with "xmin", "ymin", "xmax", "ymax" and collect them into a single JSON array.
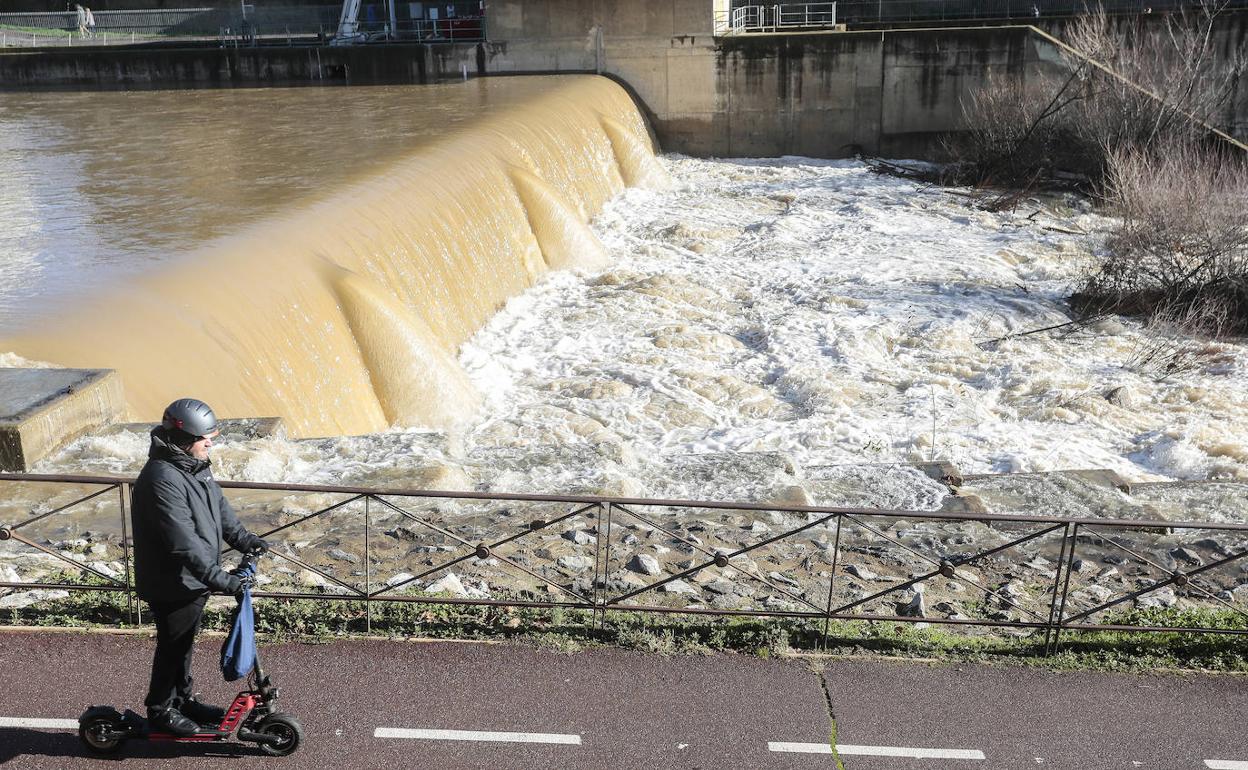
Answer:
[{"xmin": 161, "ymin": 398, "xmax": 219, "ymax": 440}]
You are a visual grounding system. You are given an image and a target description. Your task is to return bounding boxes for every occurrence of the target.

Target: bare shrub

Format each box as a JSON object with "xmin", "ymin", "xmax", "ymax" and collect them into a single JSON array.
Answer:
[
  {"xmin": 1075, "ymin": 136, "xmax": 1248, "ymax": 333},
  {"xmin": 949, "ymin": 1, "xmax": 1247, "ymax": 189},
  {"xmin": 946, "ymin": 69, "xmax": 1097, "ymax": 193},
  {"xmin": 944, "ymin": 2, "xmax": 1248, "ymax": 333},
  {"xmin": 1123, "ymin": 296, "xmax": 1236, "ymax": 379},
  {"xmin": 1063, "ymin": 3, "xmax": 1247, "ymax": 153}
]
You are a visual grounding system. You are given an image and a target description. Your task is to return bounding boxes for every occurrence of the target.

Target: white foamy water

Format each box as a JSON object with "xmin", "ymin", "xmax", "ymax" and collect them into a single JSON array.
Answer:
[{"xmin": 36, "ymin": 157, "xmax": 1248, "ymax": 504}]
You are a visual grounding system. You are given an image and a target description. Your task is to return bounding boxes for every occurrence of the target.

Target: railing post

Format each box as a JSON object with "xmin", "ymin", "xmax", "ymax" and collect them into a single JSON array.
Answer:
[
  {"xmin": 1044, "ymin": 522, "xmax": 1072, "ymax": 654},
  {"xmin": 365, "ymin": 495, "xmax": 372, "ymax": 634},
  {"xmin": 822, "ymin": 513, "xmax": 843, "ymax": 650},
  {"xmin": 1049, "ymin": 522, "xmax": 1080, "ymax": 655},
  {"xmin": 119, "ymin": 482, "xmax": 137, "ymax": 626},
  {"xmin": 602, "ymin": 501, "xmax": 613, "ymax": 630},
  {"xmin": 592, "ymin": 501, "xmax": 614, "ymax": 630}
]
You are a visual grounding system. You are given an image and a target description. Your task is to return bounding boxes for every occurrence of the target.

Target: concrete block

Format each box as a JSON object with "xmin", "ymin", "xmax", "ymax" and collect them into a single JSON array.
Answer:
[{"xmin": 0, "ymin": 369, "xmax": 125, "ymax": 472}]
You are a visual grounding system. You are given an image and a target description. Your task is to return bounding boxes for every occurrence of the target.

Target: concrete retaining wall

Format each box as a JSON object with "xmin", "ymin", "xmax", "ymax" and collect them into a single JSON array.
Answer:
[
  {"xmin": 0, "ymin": 42, "xmax": 477, "ymax": 88},
  {"xmin": 480, "ymin": 0, "xmax": 1061, "ymax": 157}
]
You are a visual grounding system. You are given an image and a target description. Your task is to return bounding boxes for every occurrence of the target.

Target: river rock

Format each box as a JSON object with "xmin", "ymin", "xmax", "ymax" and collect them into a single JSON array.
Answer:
[
  {"xmin": 297, "ymin": 570, "xmax": 328, "ymax": 588},
  {"xmin": 1191, "ymin": 538, "xmax": 1229, "ymax": 556},
  {"xmin": 767, "ymin": 571, "xmax": 801, "ymax": 589},
  {"xmin": 845, "ymin": 564, "xmax": 879, "ymax": 581},
  {"xmin": 896, "ymin": 588, "xmax": 926, "ymax": 618},
  {"xmin": 1106, "ymin": 385, "xmax": 1140, "ymax": 408},
  {"xmin": 629, "ymin": 554, "xmax": 662, "ymax": 576},
  {"xmin": 558, "ymin": 555, "xmax": 594, "ymax": 572},
  {"xmin": 564, "ymin": 529, "xmax": 597, "ymax": 546},
  {"xmin": 385, "ymin": 525, "xmax": 421, "ymax": 542},
  {"xmin": 1136, "ymin": 587, "xmax": 1177, "ymax": 609},
  {"xmin": 1169, "ymin": 547, "xmax": 1203, "ymax": 567},
  {"xmin": 606, "ymin": 569, "xmax": 647, "ymax": 591},
  {"xmin": 1078, "ymin": 584, "xmax": 1115, "ymax": 603},
  {"xmin": 86, "ymin": 561, "xmax": 120, "ymax": 579},
  {"xmin": 426, "ymin": 572, "xmax": 469, "ymax": 597},
  {"xmin": 0, "ymin": 589, "xmax": 69, "ymax": 609},
  {"xmin": 384, "ymin": 572, "xmax": 415, "ymax": 588},
  {"xmin": 661, "ymin": 579, "xmax": 697, "ymax": 594},
  {"xmin": 328, "ymin": 548, "xmax": 360, "ymax": 564}
]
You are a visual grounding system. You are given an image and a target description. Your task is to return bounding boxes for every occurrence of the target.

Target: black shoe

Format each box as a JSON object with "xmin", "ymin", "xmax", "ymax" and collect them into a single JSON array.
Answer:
[
  {"xmin": 179, "ymin": 695, "xmax": 226, "ymax": 726},
  {"xmin": 148, "ymin": 707, "xmax": 200, "ymax": 737}
]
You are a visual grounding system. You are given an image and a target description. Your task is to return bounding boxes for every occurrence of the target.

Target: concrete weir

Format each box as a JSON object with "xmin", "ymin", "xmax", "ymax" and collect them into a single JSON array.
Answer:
[{"xmin": 0, "ymin": 369, "xmax": 125, "ymax": 472}]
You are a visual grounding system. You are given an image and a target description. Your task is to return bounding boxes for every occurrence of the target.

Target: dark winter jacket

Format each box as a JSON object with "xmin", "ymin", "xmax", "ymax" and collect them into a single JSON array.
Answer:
[{"xmin": 131, "ymin": 428, "xmax": 262, "ymax": 602}]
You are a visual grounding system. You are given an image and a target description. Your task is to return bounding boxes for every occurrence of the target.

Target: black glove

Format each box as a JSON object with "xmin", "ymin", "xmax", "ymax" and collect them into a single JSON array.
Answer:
[
  {"xmin": 221, "ymin": 573, "xmax": 243, "ymax": 596},
  {"xmin": 228, "ymin": 567, "xmax": 255, "ymax": 597},
  {"xmin": 247, "ymin": 537, "xmax": 270, "ymax": 557}
]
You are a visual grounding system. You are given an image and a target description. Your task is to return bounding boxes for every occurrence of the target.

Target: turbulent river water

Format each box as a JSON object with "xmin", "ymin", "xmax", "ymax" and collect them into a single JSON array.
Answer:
[{"xmin": 2, "ymin": 80, "xmax": 1247, "ymax": 506}]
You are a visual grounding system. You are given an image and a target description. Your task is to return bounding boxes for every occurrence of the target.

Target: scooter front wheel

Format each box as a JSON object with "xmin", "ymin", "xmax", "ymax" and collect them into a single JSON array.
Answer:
[
  {"xmin": 79, "ymin": 716, "xmax": 125, "ymax": 754},
  {"xmin": 256, "ymin": 713, "xmax": 303, "ymax": 757}
]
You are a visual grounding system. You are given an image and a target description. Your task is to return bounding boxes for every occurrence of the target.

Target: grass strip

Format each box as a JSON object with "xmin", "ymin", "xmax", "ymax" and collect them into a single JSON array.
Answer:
[{"xmin": 4, "ymin": 576, "xmax": 1245, "ymax": 673}]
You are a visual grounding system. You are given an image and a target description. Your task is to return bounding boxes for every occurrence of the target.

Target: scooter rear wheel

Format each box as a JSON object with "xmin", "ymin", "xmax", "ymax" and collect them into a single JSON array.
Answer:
[
  {"xmin": 79, "ymin": 716, "xmax": 124, "ymax": 754},
  {"xmin": 256, "ymin": 713, "xmax": 303, "ymax": 757}
]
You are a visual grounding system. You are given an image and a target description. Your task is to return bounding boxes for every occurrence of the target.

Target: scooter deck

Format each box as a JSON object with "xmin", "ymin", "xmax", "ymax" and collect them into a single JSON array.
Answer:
[{"xmin": 148, "ymin": 726, "xmax": 233, "ymax": 742}]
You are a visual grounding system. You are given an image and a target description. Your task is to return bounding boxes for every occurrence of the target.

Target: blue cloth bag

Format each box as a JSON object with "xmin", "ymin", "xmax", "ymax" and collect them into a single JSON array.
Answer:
[{"xmin": 220, "ymin": 561, "xmax": 257, "ymax": 682}]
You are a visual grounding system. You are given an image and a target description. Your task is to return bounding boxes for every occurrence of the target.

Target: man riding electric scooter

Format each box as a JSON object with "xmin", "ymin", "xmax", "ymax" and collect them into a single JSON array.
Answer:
[{"xmin": 131, "ymin": 398, "xmax": 268, "ymax": 737}]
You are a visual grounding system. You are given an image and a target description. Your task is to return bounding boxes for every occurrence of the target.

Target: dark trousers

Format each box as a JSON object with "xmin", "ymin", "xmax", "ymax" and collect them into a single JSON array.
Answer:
[{"xmin": 144, "ymin": 593, "xmax": 208, "ymax": 714}]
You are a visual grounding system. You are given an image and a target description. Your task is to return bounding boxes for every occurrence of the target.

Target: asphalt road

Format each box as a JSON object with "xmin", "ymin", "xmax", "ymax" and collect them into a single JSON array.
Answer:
[{"xmin": 0, "ymin": 629, "xmax": 1243, "ymax": 769}]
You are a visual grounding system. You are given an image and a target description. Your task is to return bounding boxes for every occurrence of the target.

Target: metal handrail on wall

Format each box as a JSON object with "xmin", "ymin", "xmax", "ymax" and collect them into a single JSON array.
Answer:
[
  {"xmin": 715, "ymin": 0, "xmax": 1248, "ymax": 33},
  {"xmin": 729, "ymin": 3, "xmax": 839, "ymax": 33},
  {"xmin": 1, "ymin": 472, "xmax": 1245, "ymax": 652}
]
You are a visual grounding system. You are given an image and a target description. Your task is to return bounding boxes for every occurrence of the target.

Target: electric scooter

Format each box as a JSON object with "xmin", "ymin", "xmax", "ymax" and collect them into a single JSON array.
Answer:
[{"xmin": 78, "ymin": 555, "xmax": 303, "ymax": 757}]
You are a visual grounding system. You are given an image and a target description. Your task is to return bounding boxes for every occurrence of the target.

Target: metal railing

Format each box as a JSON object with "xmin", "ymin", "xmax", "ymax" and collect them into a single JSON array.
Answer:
[
  {"xmin": 729, "ymin": 3, "xmax": 839, "ymax": 33},
  {"xmin": 717, "ymin": 0, "xmax": 1248, "ymax": 32},
  {"xmin": 1, "ymin": 473, "xmax": 1245, "ymax": 652},
  {"xmin": 0, "ymin": 6, "xmax": 485, "ymax": 48}
]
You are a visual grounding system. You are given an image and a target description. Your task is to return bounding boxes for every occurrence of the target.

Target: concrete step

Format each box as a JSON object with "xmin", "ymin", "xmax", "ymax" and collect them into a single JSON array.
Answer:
[{"xmin": 0, "ymin": 368, "xmax": 124, "ymax": 472}]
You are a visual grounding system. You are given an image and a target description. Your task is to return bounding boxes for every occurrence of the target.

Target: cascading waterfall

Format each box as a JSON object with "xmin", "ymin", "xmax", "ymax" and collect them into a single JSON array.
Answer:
[{"xmin": 0, "ymin": 76, "xmax": 668, "ymax": 437}]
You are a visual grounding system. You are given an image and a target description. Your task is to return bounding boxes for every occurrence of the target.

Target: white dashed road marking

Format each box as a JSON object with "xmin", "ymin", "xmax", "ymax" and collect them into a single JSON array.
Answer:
[
  {"xmin": 769, "ymin": 741, "xmax": 985, "ymax": 759},
  {"xmin": 0, "ymin": 718, "xmax": 79, "ymax": 730},
  {"xmin": 374, "ymin": 727, "xmax": 582, "ymax": 745},
  {"xmin": 1206, "ymin": 761, "xmax": 1248, "ymax": 769}
]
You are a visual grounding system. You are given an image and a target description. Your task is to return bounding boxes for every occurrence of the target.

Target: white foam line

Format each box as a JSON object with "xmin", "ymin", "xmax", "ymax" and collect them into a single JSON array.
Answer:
[
  {"xmin": 0, "ymin": 717, "xmax": 79, "ymax": 730},
  {"xmin": 768, "ymin": 741, "xmax": 985, "ymax": 759},
  {"xmin": 374, "ymin": 727, "xmax": 581, "ymax": 745},
  {"xmin": 1206, "ymin": 761, "xmax": 1248, "ymax": 769}
]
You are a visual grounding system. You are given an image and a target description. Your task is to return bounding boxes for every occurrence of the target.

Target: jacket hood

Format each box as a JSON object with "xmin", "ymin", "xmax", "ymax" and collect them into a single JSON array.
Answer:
[{"xmin": 149, "ymin": 426, "xmax": 210, "ymax": 475}]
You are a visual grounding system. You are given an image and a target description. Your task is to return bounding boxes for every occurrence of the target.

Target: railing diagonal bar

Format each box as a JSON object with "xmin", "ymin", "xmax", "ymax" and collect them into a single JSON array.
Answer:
[
  {"xmin": 241, "ymin": 493, "xmax": 367, "ymax": 545},
  {"xmin": 6, "ymin": 484, "xmax": 118, "ymax": 532},
  {"xmin": 1063, "ymin": 549, "xmax": 1248, "ymax": 625},
  {"xmin": 368, "ymin": 551, "xmax": 478, "ymax": 597},
  {"xmin": 5, "ymin": 530, "xmax": 125, "ymax": 587},
  {"xmin": 372, "ymin": 496, "xmax": 598, "ymax": 605},
  {"xmin": 612, "ymin": 503, "xmax": 832, "ymax": 610},
  {"xmin": 370, "ymin": 495, "xmax": 476, "ymax": 549},
  {"xmin": 604, "ymin": 555, "xmax": 720, "ymax": 606},
  {"xmin": 484, "ymin": 503, "xmax": 599, "ymax": 551},
  {"xmin": 264, "ymin": 548, "xmax": 366, "ymax": 597}
]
